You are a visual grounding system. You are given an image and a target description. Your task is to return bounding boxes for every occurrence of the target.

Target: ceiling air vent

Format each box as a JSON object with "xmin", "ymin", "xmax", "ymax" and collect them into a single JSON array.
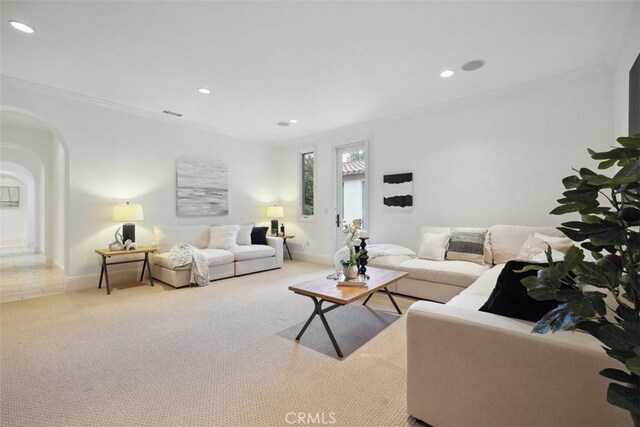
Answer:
[{"xmin": 162, "ymin": 110, "xmax": 183, "ymax": 117}]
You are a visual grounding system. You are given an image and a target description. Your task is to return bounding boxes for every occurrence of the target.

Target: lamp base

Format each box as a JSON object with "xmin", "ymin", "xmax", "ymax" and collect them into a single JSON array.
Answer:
[
  {"xmin": 270, "ymin": 219, "xmax": 279, "ymax": 236},
  {"xmin": 122, "ymin": 223, "xmax": 136, "ymax": 243}
]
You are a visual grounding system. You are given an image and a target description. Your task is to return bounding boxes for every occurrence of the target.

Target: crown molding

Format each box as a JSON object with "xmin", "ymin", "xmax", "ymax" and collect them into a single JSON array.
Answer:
[{"xmin": 0, "ymin": 75, "xmax": 278, "ymax": 147}]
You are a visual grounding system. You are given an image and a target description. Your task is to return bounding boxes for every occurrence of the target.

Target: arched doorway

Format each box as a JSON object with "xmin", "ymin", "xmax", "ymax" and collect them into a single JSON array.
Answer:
[{"xmin": 0, "ymin": 107, "xmax": 69, "ymax": 301}]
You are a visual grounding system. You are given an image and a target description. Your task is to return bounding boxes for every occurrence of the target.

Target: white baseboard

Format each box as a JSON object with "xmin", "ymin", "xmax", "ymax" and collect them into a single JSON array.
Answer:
[
  {"xmin": 65, "ymin": 268, "xmax": 141, "ymax": 291},
  {"xmin": 0, "ymin": 238, "xmax": 28, "ymax": 247},
  {"xmin": 289, "ymin": 250, "xmax": 333, "ymax": 265}
]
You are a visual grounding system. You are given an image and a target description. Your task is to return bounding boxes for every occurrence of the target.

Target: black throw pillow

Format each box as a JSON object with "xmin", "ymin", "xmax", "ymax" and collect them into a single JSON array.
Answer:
[
  {"xmin": 479, "ymin": 260, "xmax": 559, "ymax": 322},
  {"xmin": 251, "ymin": 227, "xmax": 269, "ymax": 245}
]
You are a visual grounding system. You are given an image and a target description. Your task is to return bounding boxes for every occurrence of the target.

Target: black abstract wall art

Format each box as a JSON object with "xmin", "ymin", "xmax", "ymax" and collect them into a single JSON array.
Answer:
[{"xmin": 383, "ymin": 172, "xmax": 413, "ymax": 209}]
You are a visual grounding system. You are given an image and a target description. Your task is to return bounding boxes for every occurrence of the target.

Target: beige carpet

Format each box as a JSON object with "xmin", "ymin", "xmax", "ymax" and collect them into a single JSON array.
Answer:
[{"xmin": 1, "ymin": 261, "xmax": 424, "ymax": 427}]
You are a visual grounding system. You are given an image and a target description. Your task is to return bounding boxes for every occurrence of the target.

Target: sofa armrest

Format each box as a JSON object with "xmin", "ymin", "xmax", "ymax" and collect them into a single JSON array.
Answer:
[
  {"xmin": 266, "ymin": 236, "xmax": 283, "ymax": 267},
  {"xmin": 406, "ymin": 301, "xmax": 630, "ymax": 427}
]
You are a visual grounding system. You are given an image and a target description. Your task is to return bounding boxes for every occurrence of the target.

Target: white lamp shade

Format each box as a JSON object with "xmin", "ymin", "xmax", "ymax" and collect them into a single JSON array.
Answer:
[
  {"xmin": 113, "ymin": 202, "xmax": 144, "ymax": 222},
  {"xmin": 267, "ymin": 206, "xmax": 284, "ymax": 218}
]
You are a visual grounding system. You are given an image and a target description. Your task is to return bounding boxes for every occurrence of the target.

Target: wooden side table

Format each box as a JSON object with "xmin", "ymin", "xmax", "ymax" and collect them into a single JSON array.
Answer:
[
  {"xmin": 280, "ymin": 235, "xmax": 295, "ymax": 260},
  {"xmin": 95, "ymin": 246, "xmax": 157, "ymax": 295}
]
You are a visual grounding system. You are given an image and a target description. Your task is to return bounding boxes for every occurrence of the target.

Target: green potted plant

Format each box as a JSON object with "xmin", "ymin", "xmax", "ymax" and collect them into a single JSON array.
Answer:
[
  {"xmin": 340, "ymin": 249, "xmax": 362, "ymax": 280},
  {"xmin": 520, "ymin": 136, "xmax": 639, "ymax": 425}
]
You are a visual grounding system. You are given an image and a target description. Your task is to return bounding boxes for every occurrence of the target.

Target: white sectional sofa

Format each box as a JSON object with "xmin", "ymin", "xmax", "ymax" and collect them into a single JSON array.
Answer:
[
  {"xmin": 362, "ymin": 225, "xmax": 560, "ymax": 302},
  {"xmin": 151, "ymin": 225, "xmax": 283, "ymax": 288},
  {"xmin": 404, "ymin": 225, "xmax": 630, "ymax": 426}
]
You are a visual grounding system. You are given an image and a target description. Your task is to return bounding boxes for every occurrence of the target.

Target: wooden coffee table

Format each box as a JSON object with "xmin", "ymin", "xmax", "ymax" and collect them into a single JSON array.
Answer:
[{"xmin": 289, "ymin": 267, "xmax": 408, "ymax": 358}]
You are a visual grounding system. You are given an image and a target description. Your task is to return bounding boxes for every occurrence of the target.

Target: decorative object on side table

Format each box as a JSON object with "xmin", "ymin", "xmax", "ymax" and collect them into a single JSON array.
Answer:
[
  {"xmin": 267, "ymin": 205, "xmax": 284, "ymax": 236},
  {"xmin": 358, "ymin": 229, "xmax": 369, "ymax": 279},
  {"xmin": 519, "ymin": 135, "xmax": 640, "ymax": 426},
  {"xmin": 111, "ymin": 202, "xmax": 144, "ymax": 250}
]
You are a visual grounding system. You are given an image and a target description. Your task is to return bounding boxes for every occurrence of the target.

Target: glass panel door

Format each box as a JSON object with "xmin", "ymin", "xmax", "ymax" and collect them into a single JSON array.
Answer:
[{"xmin": 335, "ymin": 143, "xmax": 366, "ymax": 250}]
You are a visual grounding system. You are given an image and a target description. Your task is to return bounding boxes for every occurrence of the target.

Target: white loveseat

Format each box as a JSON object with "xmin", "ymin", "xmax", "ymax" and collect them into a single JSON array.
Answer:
[
  {"xmin": 405, "ymin": 225, "xmax": 630, "ymax": 426},
  {"xmin": 151, "ymin": 225, "xmax": 283, "ymax": 288}
]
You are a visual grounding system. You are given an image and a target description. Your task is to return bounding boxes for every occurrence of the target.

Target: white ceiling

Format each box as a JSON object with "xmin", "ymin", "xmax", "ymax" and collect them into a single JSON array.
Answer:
[{"xmin": 1, "ymin": 1, "xmax": 637, "ymax": 144}]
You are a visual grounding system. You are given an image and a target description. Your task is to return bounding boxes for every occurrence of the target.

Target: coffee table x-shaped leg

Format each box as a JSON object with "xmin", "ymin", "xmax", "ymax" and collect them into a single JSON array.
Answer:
[{"xmin": 294, "ymin": 288, "xmax": 402, "ymax": 358}]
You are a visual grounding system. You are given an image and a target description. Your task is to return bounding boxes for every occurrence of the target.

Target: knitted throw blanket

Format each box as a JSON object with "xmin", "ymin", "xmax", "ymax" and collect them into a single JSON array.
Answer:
[{"xmin": 166, "ymin": 243, "xmax": 210, "ymax": 286}]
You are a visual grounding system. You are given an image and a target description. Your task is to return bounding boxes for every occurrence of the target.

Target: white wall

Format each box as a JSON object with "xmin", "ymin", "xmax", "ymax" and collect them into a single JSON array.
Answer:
[
  {"xmin": 1, "ymin": 77, "xmax": 281, "ymax": 283},
  {"xmin": 278, "ymin": 66, "xmax": 614, "ymax": 263},
  {"xmin": 0, "ymin": 149, "xmax": 43, "ymax": 250},
  {"xmin": 0, "ymin": 175, "xmax": 28, "ymax": 245},
  {"xmin": 614, "ymin": 6, "xmax": 640, "ymax": 137},
  {"xmin": 1, "ymin": 125, "xmax": 63, "ymax": 266},
  {"xmin": 52, "ymin": 142, "xmax": 65, "ymax": 268}
]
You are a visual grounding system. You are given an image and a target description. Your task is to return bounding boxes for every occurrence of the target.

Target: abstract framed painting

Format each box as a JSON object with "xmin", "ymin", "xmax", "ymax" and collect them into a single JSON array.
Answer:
[
  {"xmin": 0, "ymin": 186, "xmax": 20, "ymax": 208},
  {"xmin": 176, "ymin": 160, "xmax": 229, "ymax": 216},
  {"xmin": 383, "ymin": 172, "xmax": 413, "ymax": 210}
]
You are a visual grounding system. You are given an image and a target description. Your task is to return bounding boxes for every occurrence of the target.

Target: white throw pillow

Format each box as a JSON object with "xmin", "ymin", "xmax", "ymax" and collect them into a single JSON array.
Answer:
[
  {"xmin": 517, "ymin": 233, "xmax": 573, "ymax": 260},
  {"xmin": 417, "ymin": 232, "xmax": 451, "ymax": 261},
  {"xmin": 236, "ymin": 225, "xmax": 253, "ymax": 246},
  {"xmin": 208, "ymin": 225, "xmax": 240, "ymax": 250}
]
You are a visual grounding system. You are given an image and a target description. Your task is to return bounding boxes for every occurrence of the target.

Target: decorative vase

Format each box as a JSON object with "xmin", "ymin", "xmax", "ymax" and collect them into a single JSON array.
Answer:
[{"xmin": 342, "ymin": 265, "xmax": 358, "ymax": 280}]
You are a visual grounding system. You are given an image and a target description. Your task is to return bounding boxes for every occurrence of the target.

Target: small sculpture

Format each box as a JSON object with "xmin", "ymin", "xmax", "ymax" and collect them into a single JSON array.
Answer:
[{"xmin": 108, "ymin": 226, "xmax": 125, "ymax": 250}]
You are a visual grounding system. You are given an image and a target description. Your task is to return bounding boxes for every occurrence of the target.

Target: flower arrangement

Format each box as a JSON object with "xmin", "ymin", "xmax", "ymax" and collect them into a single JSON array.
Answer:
[
  {"xmin": 340, "ymin": 248, "xmax": 363, "ymax": 268},
  {"xmin": 343, "ymin": 223, "xmax": 360, "ymax": 247}
]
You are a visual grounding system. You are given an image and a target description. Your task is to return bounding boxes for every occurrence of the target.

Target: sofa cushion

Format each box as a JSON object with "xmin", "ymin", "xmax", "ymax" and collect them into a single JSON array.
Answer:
[
  {"xmin": 236, "ymin": 224, "xmax": 253, "ymax": 246},
  {"xmin": 368, "ymin": 254, "xmax": 414, "ymax": 270},
  {"xmin": 154, "ymin": 248, "xmax": 234, "ymax": 270},
  {"xmin": 446, "ymin": 228, "xmax": 488, "ymax": 265},
  {"xmin": 230, "ymin": 245, "xmax": 276, "ymax": 261},
  {"xmin": 154, "ymin": 225, "xmax": 211, "ymax": 254},
  {"xmin": 208, "ymin": 225, "xmax": 240, "ymax": 250},
  {"xmin": 417, "ymin": 232, "xmax": 450, "ymax": 261},
  {"xmin": 516, "ymin": 232, "xmax": 573, "ymax": 260},
  {"xmin": 490, "ymin": 225, "xmax": 565, "ymax": 264},
  {"xmin": 397, "ymin": 259, "xmax": 489, "ymax": 287},
  {"xmin": 251, "ymin": 226, "xmax": 269, "ymax": 245},
  {"xmin": 455, "ymin": 264, "xmax": 506, "ymax": 299},
  {"xmin": 420, "ymin": 226, "xmax": 493, "ymax": 265}
]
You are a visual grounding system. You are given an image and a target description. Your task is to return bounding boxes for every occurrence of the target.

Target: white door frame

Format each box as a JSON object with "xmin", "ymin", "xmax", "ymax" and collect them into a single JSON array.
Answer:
[{"xmin": 332, "ymin": 138, "xmax": 370, "ymax": 252}]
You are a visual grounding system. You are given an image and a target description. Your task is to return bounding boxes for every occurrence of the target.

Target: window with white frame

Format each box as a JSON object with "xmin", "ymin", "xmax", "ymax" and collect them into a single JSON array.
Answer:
[{"xmin": 300, "ymin": 150, "xmax": 315, "ymax": 219}]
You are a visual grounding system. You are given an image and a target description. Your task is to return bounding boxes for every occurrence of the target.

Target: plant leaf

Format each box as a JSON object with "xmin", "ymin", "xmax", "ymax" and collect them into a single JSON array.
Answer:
[
  {"xmin": 599, "ymin": 324, "xmax": 639, "ymax": 351},
  {"xmin": 607, "ymin": 383, "xmax": 640, "ymax": 415},
  {"xmin": 625, "ymin": 356, "xmax": 640, "ymax": 376},
  {"xmin": 599, "ymin": 368, "xmax": 637, "ymax": 384}
]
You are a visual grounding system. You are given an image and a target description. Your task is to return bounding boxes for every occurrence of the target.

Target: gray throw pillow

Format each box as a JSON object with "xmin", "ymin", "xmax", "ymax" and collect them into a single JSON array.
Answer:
[{"xmin": 446, "ymin": 229, "xmax": 488, "ymax": 265}]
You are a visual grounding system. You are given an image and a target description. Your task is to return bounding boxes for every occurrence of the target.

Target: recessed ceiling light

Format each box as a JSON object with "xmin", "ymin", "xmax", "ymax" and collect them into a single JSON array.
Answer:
[
  {"xmin": 9, "ymin": 20, "xmax": 35, "ymax": 34},
  {"xmin": 277, "ymin": 122, "xmax": 290, "ymax": 127},
  {"xmin": 440, "ymin": 70, "xmax": 454, "ymax": 78},
  {"xmin": 289, "ymin": 119, "xmax": 298, "ymax": 124},
  {"xmin": 462, "ymin": 59, "xmax": 486, "ymax": 72},
  {"xmin": 198, "ymin": 87, "xmax": 211, "ymax": 94}
]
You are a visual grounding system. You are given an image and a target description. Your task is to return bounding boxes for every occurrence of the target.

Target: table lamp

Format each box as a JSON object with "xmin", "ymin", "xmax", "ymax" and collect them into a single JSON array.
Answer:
[
  {"xmin": 267, "ymin": 205, "xmax": 284, "ymax": 236},
  {"xmin": 113, "ymin": 202, "xmax": 144, "ymax": 243}
]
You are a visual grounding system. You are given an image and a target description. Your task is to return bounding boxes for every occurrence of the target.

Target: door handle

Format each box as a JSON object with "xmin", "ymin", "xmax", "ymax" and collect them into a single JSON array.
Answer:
[{"xmin": 336, "ymin": 214, "xmax": 340, "ymax": 227}]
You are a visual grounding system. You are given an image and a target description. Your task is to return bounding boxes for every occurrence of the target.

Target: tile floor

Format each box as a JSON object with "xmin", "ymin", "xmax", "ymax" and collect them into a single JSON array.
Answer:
[{"xmin": 0, "ymin": 246, "xmax": 65, "ymax": 303}]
